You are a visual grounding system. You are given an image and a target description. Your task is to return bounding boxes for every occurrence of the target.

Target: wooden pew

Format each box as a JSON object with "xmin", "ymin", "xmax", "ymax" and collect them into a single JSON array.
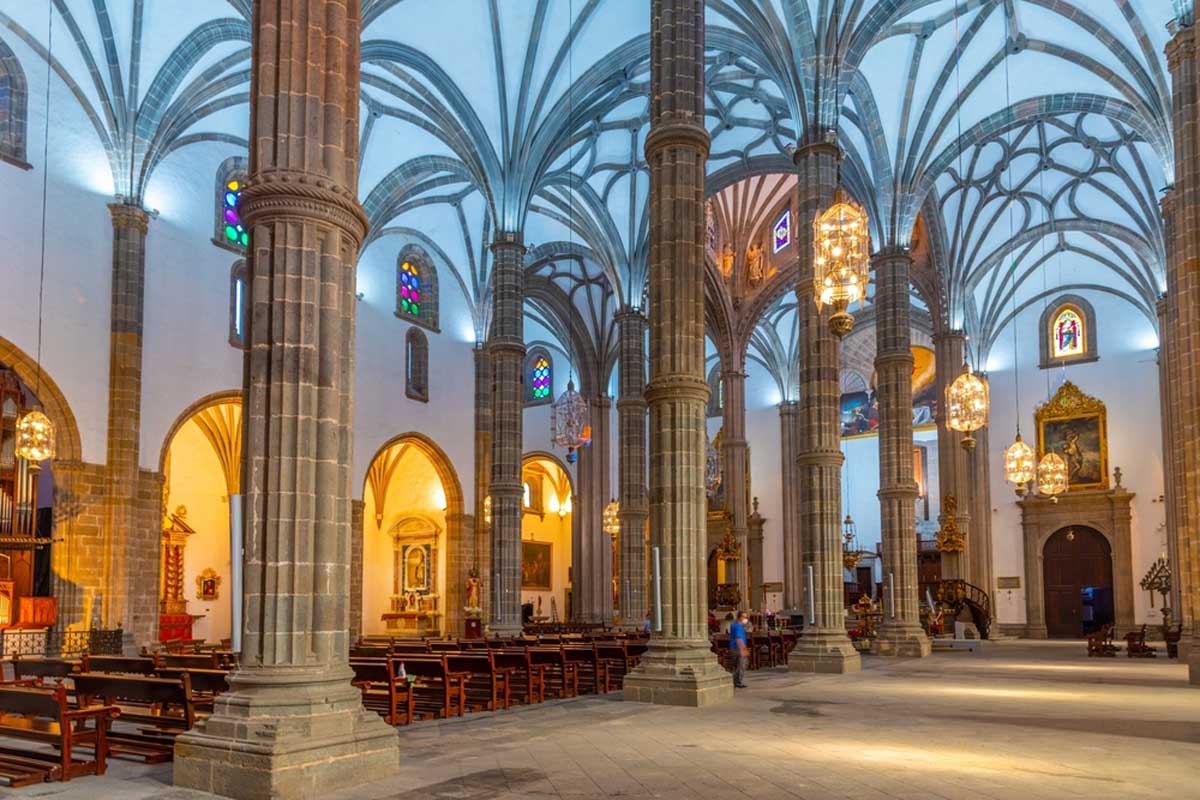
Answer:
[
  {"xmin": 446, "ymin": 653, "xmax": 509, "ymax": 712},
  {"xmin": 397, "ymin": 656, "xmax": 469, "ymax": 719},
  {"xmin": 0, "ymin": 683, "xmax": 118, "ymax": 785},
  {"xmin": 9, "ymin": 658, "xmax": 77, "ymax": 687},
  {"xmin": 154, "ymin": 668, "xmax": 229, "ymax": 714},
  {"xmin": 595, "ymin": 642, "xmax": 635, "ymax": 689},
  {"xmin": 563, "ymin": 645, "xmax": 608, "ymax": 694},
  {"xmin": 72, "ymin": 673, "xmax": 196, "ymax": 763},
  {"xmin": 156, "ymin": 652, "xmax": 221, "ymax": 671},
  {"xmin": 490, "ymin": 650, "xmax": 544, "ymax": 705},
  {"xmin": 80, "ymin": 655, "xmax": 157, "ymax": 676},
  {"xmin": 529, "ymin": 647, "xmax": 578, "ymax": 699},
  {"xmin": 350, "ymin": 660, "xmax": 415, "ymax": 726}
]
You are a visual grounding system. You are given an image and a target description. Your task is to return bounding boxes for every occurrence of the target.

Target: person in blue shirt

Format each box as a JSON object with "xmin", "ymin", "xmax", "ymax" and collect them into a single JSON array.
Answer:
[
  {"xmin": 643, "ymin": 611, "xmax": 653, "ymax": 633},
  {"xmin": 729, "ymin": 611, "xmax": 749, "ymax": 688}
]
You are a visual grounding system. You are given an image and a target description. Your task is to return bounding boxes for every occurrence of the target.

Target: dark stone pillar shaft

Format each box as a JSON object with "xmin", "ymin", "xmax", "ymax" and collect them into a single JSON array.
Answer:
[
  {"xmin": 174, "ymin": 3, "xmax": 399, "ymax": 794},
  {"xmin": 616, "ymin": 309, "xmax": 649, "ymax": 627},
  {"xmin": 473, "ymin": 344, "xmax": 492, "ymax": 622},
  {"xmin": 623, "ymin": 0, "xmax": 732, "ymax": 706},
  {"xmin": 488, "ymin": 236, "xmax": 526, "ymax": 635},
  {"xmin": 721, "ymin": 364, "xmax": 750, "ymax": 601},
  {"xmin": 779, "ymin": 401, "xmax": 803, "ymax": 611}
]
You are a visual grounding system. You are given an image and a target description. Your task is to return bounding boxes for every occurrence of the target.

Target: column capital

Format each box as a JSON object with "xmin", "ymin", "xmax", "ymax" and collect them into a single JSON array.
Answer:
[
  {"xmin": 107, "ymin": 203, "xmax": 150, "ymax": 234},
  {"xmin": 792, "ymin": 139, "xmax": 839, "ymax": 165},
  {"xmin": 490, "ymin": 232, "xmax": 526, "ymax": 252},
  {"xmin": 871, "ymin": 245, "xmax": 913, "ymax": 265},
  {"xmin": 644, "ymin": 121, "xmax": 710, "ymax": 160},
  {"xmin": 240, "ymin": 172, "xmax": 368, "ymax": 247},
  {"xmin": 1166, "ymin": 23, "xmax": 1196, "ymax": 71},
  {"xmin": 615, "ymin": 307, "xmax": 647, "ymax": 324},
  {"xmin": 645, "ymin": 376, "xmax": 709, "ymax": 405}
]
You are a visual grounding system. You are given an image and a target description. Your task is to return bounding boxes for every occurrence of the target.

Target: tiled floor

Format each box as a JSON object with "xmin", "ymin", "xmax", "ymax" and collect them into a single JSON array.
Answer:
[{"xmin": 5, "ymin": 640, "xmax": 1197, "ymax": 799}]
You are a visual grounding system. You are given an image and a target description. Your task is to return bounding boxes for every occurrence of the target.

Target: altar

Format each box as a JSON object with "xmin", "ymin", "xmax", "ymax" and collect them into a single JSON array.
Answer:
[{"xmin": 381, "ymin": 608, "xmax": 440, "ymax": 638}]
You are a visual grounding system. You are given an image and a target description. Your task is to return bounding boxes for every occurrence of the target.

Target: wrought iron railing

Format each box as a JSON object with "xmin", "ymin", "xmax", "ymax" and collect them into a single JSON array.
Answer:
[{"xmin": 0, "ymin": 628, "xmax": 124, "ymax": 658}]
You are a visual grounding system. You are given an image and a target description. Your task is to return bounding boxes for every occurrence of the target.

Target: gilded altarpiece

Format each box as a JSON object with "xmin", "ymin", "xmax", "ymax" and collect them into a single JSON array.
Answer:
[{"xmin": 382, "ymin": 516, "xmax": 442, "ymax": 637}]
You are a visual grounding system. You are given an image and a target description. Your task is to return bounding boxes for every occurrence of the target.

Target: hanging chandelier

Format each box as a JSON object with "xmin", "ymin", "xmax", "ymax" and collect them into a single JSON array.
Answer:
[
  {"xmin": 813, "ymin": 189, "xmax": 870, "ymax": 338},
  {"xmin": 15, "ymin": 408, "xmax": 55, "ymax": 463},
  {"xmin": 842, "ymin": 514, "xmax": 864, "ymax": 570},
  {"xmin": 1037, "ymin": 452, "xmax": 1068, "ymax": 499},
  {"xmin": 482, "ymin": 495, "xmax": 492, "ymax": 526},
  {"xmin": 945, "ymin": 361, "xmax": 988, "ymax": 449},
  {"xmin": 1004, "ymin": 433, "xmax": 1036, "ymax": 496},
  {"xmin": 551, "ymin": 380, "xmax": 591, "ymax": 463},
  {"xmin": 603, "ymin": 499, "xmax": 620, "ymax": 537}
]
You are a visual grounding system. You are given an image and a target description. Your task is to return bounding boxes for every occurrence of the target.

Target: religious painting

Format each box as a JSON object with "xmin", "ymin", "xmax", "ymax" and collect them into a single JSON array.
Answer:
[
  {"xmin": 402, "ymin": 543, "xmax": 431, "ymax": 593},
  {"xmin": 1036, "ymin": 381, "xmax": 1108, "ymax": 492},
  {"xmin": 521, "ymin": 541, "xmax": 552, "ymax": 591},
  {"xmin": 840, "ymin": 346, "xmax": 937, "ymax": 437},
  {"xmin": 195, "ymin": 568, "xmax": 221, "ymax": 601},
  {"xmin": 1051, "ymin": 306, "xmax": 1085, "ymax": 360}
]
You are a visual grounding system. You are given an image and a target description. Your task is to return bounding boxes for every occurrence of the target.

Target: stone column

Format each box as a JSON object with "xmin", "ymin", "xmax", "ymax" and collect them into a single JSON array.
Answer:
[
  {"xmin": 779, "ymin": 401, "xmax": 803, "ymax": 612},
  {"xmin": 174, "ymin": 2, "xmax": 399, "ymax": 795},
  {"xmin": 473, "ymin": 344, "xmax": 492, "ymax": 623},
  {"xmin": 1157, "ymin": 297, "xmax": 1184, "ymax": 619},
  {"xmin": 1163, "ymin": 25, "xmax": 1200, "ymax": 680},
  {"xmin": 933, "ymin": 329, "xmax": 972, "ymax": 581},
  {"xmin": 616, "ymin": 309, "xmax": 649, "ymax": 628},
  {"xmin": 105, "ymin": 202, "xmax": 155, "ymax": 650},
  {"xmin": 350, "ymin": 499, "xmax": 365, "ymax": 643},
  {"xmin": 488, "ymin": 235, "xmax": 526, "ymax": 636},
  {"xmin": 969, "ymin": 421, "xmax": 995, "ymax": 598},
  {"xmin": 444, "ymin": 512, "xmax": 473, "ymax": 637},
  {"xmin": 623, "ymin": 0, "xmax": 732, "ymax": 707},
  {"xmin": 721, "ymin": 362, "xmax": 750, "ymax": 606},
  {"xmin": 787, "ymin": 141, "xmax": 861, "ymax": 674},
  {"xmin": 872, "ymin": 248, "xmax": 930, "ymax": 657},
  {"xmin": 576, "ymin": 394, "xmax": 613, "ymax": 623}
]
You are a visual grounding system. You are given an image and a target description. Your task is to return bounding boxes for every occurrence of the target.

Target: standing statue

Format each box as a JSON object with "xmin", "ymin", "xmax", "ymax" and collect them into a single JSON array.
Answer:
[
  {"xmin": 747, "ymin": 242, "xmax": 764, "ymax": 283},
  {"xmin": 705, "ymin": 200, "xmax": 716, "ymax": 252},
  {"xmin": 720, "ymin": 242, "xmax": 734, "ymax": 278},
  {"xmin": 464, "ymin": 568, "xmax": 482, "ymax": 612}
]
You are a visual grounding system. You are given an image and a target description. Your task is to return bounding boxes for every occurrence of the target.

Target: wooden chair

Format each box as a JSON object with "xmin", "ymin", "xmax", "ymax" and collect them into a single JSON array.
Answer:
[
  {"xmin": 1124, "ymin": 625, "xmax": 1157, "ymax": 658},
  {"xmin": 1086, "ymin": 624, "xmax": 1117, "ymax": 657},
  {"xmin": 0, "ymin": 683, "xmax": 119, "ymax": 786}
]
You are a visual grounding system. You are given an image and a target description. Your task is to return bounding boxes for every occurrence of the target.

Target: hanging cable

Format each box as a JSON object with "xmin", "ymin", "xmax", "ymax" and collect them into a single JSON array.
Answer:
[{"xmin": 34, "ymin": 3, "xmax": 54, "ymax": 402}]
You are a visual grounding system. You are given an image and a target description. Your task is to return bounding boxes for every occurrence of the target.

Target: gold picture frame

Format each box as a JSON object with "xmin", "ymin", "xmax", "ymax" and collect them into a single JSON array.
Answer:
[
  {"xmin": 1035, "ymin": 381, "xmax": 1108, "ymax": 492},
  {"xmin": 196, "ymin": 567, "xmax": 221, "ymax": 601}
]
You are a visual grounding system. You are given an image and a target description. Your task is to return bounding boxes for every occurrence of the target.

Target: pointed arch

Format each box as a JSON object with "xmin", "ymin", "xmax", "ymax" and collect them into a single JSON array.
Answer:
[
  {"xmin": 0, "ymin": 336, "xmax": 81, "ymax": 462},
  {"xmin": 0, "ymin": 36, "xmax": 29, "ymax": 168},
  {"xmin": 405, "ymin": 327, "xmax": 429, "ymax": 402}
]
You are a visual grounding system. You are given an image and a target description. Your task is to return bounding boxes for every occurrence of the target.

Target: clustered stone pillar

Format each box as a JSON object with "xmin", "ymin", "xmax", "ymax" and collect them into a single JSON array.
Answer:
[
  {"xmin": 787, "ymin": 140, "xmax": 860, "ymax": 674},
  {"xmin": 623, "ymin": 0, "xmax": 732, "ymax": 706},
  {"xmin": 933, "ymin": 328, "xmax": 971, "ymax": 581},
  {"xmin": 1164, "ymin": 21, "xmax": 1200, "ymax": 683},
  {"xmin": 721, "ymin": 361, "xmax": 750, "ymax": 602},
  {"xmin": 105, "ymin": 202, "xmax": 156, "ymax": 650},
  {"xmin": 779, "ymin": 400, "xmax": 803, "ymax": 612},
  {"xmin": 174, "ymin": 2, "xmax": 400, "ymax": 795},
  {"xmin": 616, "ymin": 308, "xmax": 649, "ymax": 628},
  {"xmin": 473, "ymin": 344, "xmax": 492, "ymax": 623},
  {"xmin": 577, "ymin": 393, "xmax": 613, "ymax": 622},
  {"xmin": 969, "ymin": 423, "xmax": 994, "ymax": 597},
  {"xmin": 1156, "ymin": 298, "xmax": 1184, "ymax": 619},
  {"xmin": 488, "ymin": 235, "xmax": 526, "ymax": 636},
  {"xmin": 872, "ymin": 248, "xmax": 931, "ymax": 657}
]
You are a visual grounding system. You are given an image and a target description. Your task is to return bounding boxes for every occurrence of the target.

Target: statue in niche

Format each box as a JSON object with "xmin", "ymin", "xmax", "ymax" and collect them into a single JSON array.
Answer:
[
  {"xmin": 720, "ymin": 243, "xmax": 734, "ymax": 278},
  {"xmin": 465, "ymin": 568, "xmax": 482, "ymax": 612},
  {"xmin": 747, "ymin": 242, "xmax": 765, "ymax": 283},
  {"xmin": 404, "ymin": 546, "xmax": 428, "ymax": 592}
]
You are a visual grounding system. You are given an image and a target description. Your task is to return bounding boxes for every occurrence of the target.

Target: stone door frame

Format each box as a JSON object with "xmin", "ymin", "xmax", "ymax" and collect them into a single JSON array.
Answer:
[{"xmin": 1018, "ymin": 488, "xmax": 1135, "ymax": 638}]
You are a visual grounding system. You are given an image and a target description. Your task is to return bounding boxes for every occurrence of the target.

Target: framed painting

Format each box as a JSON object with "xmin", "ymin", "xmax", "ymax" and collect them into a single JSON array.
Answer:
[
  {"xmin": 521, "ymin": 541, "xmax": 552, "ymax": 591},
  {"xmin": 1035, "ymin": 381, "xmax": 1108, "ymax": 492}
]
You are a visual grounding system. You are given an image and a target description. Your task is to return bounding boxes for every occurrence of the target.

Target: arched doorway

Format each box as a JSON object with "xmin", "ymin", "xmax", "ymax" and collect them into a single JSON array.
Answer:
[
  {"xmin": 361, "ymin": 434, "xmax": 464, "ymax": 638},
  {"xmin": 1043, "ymin": 526, "xmax": 1113, "ymax": 638},
  {"xmin": 158, "ymin": 393, "xmax": 242, "ymax": 644},
  {"xmin": 520, "ymin": 453, "xmax": 574, "ymax": 624}
]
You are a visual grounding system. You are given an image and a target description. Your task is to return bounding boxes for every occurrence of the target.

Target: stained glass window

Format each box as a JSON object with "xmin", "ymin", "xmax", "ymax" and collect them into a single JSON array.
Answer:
[
  {"xmin": 773, "ymin": 209, "xmax": 791, "ymax": 254},
  {"xmin": 1052, "ymin": 307, "xmax": 1084, "ymax": 359},
  {"xmin": 229, "ymin": 260, "xmax": 248, "ymax": 349},
  {"xmin": 0, "ymin": 40, "xmax": 29, "ymax": 165},
  {"xmin": 524, "ymin": 347, "xmax": 553, "ymax": 406},
  {"xmin": 399, "ymin": 261, "xmax": 422, "ymax": 317},
  {"xmin": 222, "ymin": 179, "xmax": 249, "ymax": 248},
  {"xmin": 406, "ymin": 328, "xmax": 429, "ymax": 402}
]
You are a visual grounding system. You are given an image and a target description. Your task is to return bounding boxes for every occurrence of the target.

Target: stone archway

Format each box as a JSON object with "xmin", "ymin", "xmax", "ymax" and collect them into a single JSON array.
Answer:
[
  {"xmin": 1019, "ymin": 488, "xmax": 1135, "ymax": 638},
  {"xmin": 0, "ymin": 336, "xmax": 83, "ymax": 463}
]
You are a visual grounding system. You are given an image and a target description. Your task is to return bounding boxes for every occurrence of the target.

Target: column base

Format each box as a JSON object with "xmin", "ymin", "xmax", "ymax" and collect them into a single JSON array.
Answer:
[
  {"xmin": 788, "ymin": 626, "xmax": 862, "ymax": 674},
  {"xmin": 623, "ymin": 638, "xmax": 733, "ymax": 707},
  {"xmin": 173, "ymin": 666, "xmax": 399, "ymax": 799},
  {"xmin": 873, "ymin": 622, "xmax": 932, "ymax": 657}
]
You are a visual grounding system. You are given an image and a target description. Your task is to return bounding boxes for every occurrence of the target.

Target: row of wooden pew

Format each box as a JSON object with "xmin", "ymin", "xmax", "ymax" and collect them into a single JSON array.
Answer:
[
  {"xmin": 711, "ymin": 628, "xmax": 799, "ymax": 672},
  {"xmin": 348, "ymin": 635, "xmax": 649, "ymax": 725}
]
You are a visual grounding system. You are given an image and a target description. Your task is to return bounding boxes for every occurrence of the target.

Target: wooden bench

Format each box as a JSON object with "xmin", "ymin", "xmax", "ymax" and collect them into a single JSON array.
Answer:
[
  {"xmin": 155, "ymin": 652, "xmax": 221, "ymax": 671},
  {"xmin": 1087, "ymin": 624, "xmax": 1118, "ymax": 657},
  {"xmin": 1124, "ymin": 625, "xmax": 1157, "ymax": 658},
  {"xmin": 0, "ymin": 683, "xmax": 118, "ymax": 786},
  {"xmin": 154, "ymin": 668, "xmax": 229, "ymax": 714},
  {"xmin": 80, "ymin": 655, "xmax": 157, "ymax": 676},
  {"xmin": 72, "ymin": 673, "xmax": 196, "ymax": 763},
  {"xmin": 9, "ymin": 658, "xmax": 77, "ymax": 686},
  {"xmin": 397, "ymin": 656, "xmax": 469, "ymax": 719},
  {"xmin": 595, "ymin": 643, "xmax": 636, "ymax": 689},
  {"xmin": 350, "ymin": 660, "xmax": 415, "ymax": 726},
  {"xmin": 563, "ymin": 645, "xmax": 609, "ymax": 694},
  {"xmin": 529, "ymin": 647, "xmax": 578, "ymax": 699},
  {"xmin": 490, "ymin": 650, "xmax": 544, "ymax": 705}
]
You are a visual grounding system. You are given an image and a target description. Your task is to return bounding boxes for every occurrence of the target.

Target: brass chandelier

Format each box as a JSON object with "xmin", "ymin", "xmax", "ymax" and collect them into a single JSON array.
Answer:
[
  {"xmin": 945, "ymin": 361, "xmax": 989, "ymax": 449},
  {"xmin": 813, "ymin": 190, "xmax": 870, "ymax": 338}
]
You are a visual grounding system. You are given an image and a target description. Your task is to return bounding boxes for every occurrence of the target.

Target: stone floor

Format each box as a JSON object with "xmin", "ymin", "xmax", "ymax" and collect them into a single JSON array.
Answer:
[{"xmin": 4, "ymin": 640, "xmax": 1197, "ymax": 799}]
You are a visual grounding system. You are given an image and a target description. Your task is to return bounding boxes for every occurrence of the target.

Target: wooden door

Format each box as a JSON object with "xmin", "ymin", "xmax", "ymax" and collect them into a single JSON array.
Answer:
[{"xmin": 1043, "ymin": 527, "xmax": 1112, "ymax": 638}]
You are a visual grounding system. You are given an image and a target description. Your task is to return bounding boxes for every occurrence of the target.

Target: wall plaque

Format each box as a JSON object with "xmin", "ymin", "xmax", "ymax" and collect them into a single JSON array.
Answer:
[{"xmin": 997, "ymin": 576, "xmax": 1021, "ymax": 590}]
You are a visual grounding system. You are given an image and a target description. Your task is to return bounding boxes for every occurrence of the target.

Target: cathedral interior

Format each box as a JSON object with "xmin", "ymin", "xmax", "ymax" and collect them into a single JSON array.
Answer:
[{"xmin": 0, "ymin": 1, "xmax": 1196, "ymax": 798}]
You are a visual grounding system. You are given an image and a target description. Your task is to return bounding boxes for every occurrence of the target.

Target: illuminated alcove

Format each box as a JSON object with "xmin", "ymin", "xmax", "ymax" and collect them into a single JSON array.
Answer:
[{"xmin": 520, "ymin": 453, "xmax": 574, "ymax": 623}]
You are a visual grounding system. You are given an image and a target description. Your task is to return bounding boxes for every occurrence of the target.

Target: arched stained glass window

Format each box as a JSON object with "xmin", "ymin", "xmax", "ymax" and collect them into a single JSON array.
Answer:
[
  {"xmin": 213, "ymin": 156, "xmax": 248, "ymax": 252},
  {"xmin": 1039, "ymin": 295, "xmax": 1098, "ymax": 368},
  {"xmin": 396, "ymin": 245, "xmax": 440, "ymax": 331},
  {"xmin": 0, "ymin": 39, "xmax": 30, "ymax": 169},
  {"xmin": 524, "ymin": 347, "xmax": 553, "ymax": 406},
  {"xmin": 706, "ymin": 364, "xmax": 724, "ymax": 418},
  {"xmin": 229, "ymin": 260, "xmax": 248, "ymax": 349}
]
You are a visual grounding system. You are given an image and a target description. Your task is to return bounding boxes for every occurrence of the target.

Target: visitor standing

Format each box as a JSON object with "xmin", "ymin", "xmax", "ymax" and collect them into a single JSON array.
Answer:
[{"xmin": 730, "ymin": 611, "xmax": 749, "ymax": 688}]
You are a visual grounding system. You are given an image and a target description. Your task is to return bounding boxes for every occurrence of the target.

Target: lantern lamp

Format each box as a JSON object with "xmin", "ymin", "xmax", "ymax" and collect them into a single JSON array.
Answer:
[
  {"xmin": 551, "ymin": 381, "xmax": 591, "ymax": 463},
  {"xmin": 945, "ymin": 362, "xmax": 989, "ymax": 449},
  {"xmin": 15, "ymin": 409, "xmax": 55, "ymax": 463},
  {"xmin": 1037, "ymin": 452, "xmax": 1069, "ymax": 498},
  {"xmin": 812, "ymin": 189, "xmax": 871, "ymax": 338},
  {"xmin": 1004, "ymin": 433, "xmax": 1036, "ymax": 496},
  {"xmin": 603, "ymin": 499, "xmax": 620, "ymax": 537}
]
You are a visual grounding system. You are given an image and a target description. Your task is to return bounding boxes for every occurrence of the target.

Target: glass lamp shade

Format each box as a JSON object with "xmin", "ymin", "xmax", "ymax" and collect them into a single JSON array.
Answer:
[
  {"xmin": 603, "ymin": 499, "xmax": 620, "ymax": 537},
  {"xmin": 1037, "ymin": 452, "xmax": 1069, "ymax": 497},
  {"xmin": 813, "ymin": 189, "xmax": 870, "ymax": 337},
  {"xmin": 551, "ymin": 381, "xmax": 591, "ymax": 463},
  {"xmin": 15, "ymin": 409, "xmax": 55, "ymax": 462},
  {"xmin": 1004, "ymin": 433, "xmax": 1036, "ymax": 494},
  {"xmin": 482, "ymin": 495, "xmax": 492, "ymax": 526},
  {"xmin": 945, "ymin": 363, "xmax": 989, "ymax": 448}
]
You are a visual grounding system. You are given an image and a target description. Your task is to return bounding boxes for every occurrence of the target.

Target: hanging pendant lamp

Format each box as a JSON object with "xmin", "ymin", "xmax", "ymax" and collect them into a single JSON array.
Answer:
[
  {"xmin": 1004, "ymin": 433, "xmax": 1036, "ymax": 496},
  {"xmin": 1037, "ymin": 451, "xmax": 1068, "ymax": 498},
  {"xmin": 945, "ymin": 361, "xmax": 988, "ymax": 449}
]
